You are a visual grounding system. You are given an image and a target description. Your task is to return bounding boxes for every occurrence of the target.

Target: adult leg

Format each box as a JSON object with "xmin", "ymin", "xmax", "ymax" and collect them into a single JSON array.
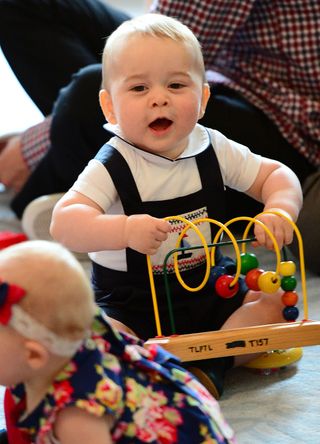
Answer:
[
  {"xmin": 200, "ymin": 85, "xmax": 315, "ymax": 220},
  {"xmin": 11, "ymin": 64, "xmax": 109, "ymax": 217},
  {"xmin": 0, "ymin": 0, "xmax": 130, "ymax": 114}
]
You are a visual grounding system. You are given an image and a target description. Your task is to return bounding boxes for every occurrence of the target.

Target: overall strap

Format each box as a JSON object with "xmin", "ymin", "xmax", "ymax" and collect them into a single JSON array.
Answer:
[
  {"xmin": 96, "ymin": 141, "xmax": 226, "ymax": 221},
  {"xmin": 95, "ymin": 144, "xmax": 143, "ymax": 215},
  {"xmin": 196, "ymin": 142, "xmax": 226, "ymax": 228}
]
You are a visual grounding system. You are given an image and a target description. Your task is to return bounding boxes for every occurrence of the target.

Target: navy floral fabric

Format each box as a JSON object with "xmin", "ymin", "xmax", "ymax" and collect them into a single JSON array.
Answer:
[{"xmin": 12, "ymin": 309, "xmax": 236, "ymax": 443}]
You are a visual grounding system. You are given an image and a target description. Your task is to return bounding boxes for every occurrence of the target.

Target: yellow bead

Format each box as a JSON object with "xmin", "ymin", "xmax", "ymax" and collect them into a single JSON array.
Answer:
[
  {"xmin": 258, "ymin": 271, "xmax": 281, "ymax": 293},
  {"xmin": 279, "ymin": 261, "xmax": 296, "ymax": 276}
]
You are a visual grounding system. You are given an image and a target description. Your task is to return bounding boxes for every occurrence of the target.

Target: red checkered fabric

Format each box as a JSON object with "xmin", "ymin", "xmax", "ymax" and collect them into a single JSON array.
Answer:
[
  {"xmin": 152, "ymin": 0, "xmax": 320, "ymax": 166},
  {"xmin": 21, "ymin": 116, "xmax": 52, "ymax": 171}
]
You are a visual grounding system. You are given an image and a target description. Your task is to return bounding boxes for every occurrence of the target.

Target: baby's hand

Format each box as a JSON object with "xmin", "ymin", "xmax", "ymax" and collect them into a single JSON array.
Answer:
[
  {"xmin": 125, "ymin": 214, "xmax": 171, "ymax": 255},
  {"xmin": 253, "ymin": 212, "xmax": 293, "ymax": 250}
]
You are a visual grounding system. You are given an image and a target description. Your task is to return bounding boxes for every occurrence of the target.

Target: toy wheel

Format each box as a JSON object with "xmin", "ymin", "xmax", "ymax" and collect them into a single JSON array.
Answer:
[{"xmin": 243, "ymin": 347, "xmax": 303, "ymax": 372}]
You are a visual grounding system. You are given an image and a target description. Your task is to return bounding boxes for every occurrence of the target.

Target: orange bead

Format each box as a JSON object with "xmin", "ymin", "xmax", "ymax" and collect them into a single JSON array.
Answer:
[{"xmin": 281, "ymin": 291, "xmax": 299, "ymax": 306}]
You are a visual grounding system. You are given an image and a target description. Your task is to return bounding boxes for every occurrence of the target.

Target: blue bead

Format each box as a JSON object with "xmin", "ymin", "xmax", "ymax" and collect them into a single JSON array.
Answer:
[{"xmin": 283, "ymin": 305, "xmax": 299, "ymax": 321}]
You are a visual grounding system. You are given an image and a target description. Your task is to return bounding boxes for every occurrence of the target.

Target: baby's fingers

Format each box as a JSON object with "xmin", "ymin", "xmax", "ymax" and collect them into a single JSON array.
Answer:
[
  {"xmin": 282, "ymin": 223, "xmax": 294, "ymax": 246},
  {"xmin": 155, "ymin": 230, "xmax": 169, "ymax": 242},
  {"xmin": 254, "ymin": 218, "xmax": 293, "ymax": 250},
  {"xmin": 157, "ymin": 219, "xmax": 172, "ymax": 234},
  {"xmin": 267, "ymin": 219, "xmax": 294, "ymax": 249},
  {"xmin": 253, "ymin": 224, "xmax": 269, "ymax": 249},
  {"xmin": 145, "ymin": 239, "xmax": 163, "ymax": 256}
]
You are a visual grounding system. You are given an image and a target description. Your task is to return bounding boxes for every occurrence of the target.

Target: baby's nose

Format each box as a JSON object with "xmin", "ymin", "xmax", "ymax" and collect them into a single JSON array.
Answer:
[{"xmin": 151, "ymin": 88, "xmax": 168, "ymax": 107}]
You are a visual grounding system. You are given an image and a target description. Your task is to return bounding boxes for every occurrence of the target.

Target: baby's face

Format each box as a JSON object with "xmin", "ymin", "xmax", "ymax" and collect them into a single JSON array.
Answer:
[
  {"xmin": 0, "ymin": 325, "xmax": 27, "ymax": 386},
  {"xmin": 102, "ymin": 34, "xmax": 209, "ymax": 159}
]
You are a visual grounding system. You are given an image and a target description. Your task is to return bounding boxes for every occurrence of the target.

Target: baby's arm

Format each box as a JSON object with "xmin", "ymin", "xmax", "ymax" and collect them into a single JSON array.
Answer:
[
  {"xmin": 54, "ymin": 406, "xmax": 113, "ymax": 444},
  {"xmin": 245, "ymin": 157, "xmax": 303, "ymax": 250},
  {"xmin": 50, "ymin": 190, "xmax": 171, "ymax": 255}
]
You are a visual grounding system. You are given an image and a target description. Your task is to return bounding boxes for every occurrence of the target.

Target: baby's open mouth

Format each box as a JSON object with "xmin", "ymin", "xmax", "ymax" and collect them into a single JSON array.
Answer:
[{"xmin": 149, "ymin": 118, "xmax": 173, "ymax": 131}]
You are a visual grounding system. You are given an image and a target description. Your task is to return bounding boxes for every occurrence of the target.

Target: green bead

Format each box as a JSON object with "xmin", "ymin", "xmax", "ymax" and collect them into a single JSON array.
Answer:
[
  {"xmin": 281, "ymin": 275, "xmax": 297, "ymax": 291},
  {"xmin": 240, "ymin": 253, "xmax": 259, "ymax": 275}
]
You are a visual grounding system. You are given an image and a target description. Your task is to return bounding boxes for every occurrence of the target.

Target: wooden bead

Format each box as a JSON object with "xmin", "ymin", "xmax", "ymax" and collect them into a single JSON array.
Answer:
[
  {"xmin": 282, "ymin": 291, "xmax": 299, "ymax": 306},
  {"xmin": 279, "ymin": 261, "xmax": 296, "ymax": 276},
  {"xmin": 240, "ymin": 253, "xmax": 259, "ymax": 275},
  {"xmin": 245, "ymin": 268, "xmax": 264, "ymax": 291},
  {"xmin": 215, "ymin": 275, "xmax": 239, "ymax": 298},
  {"xmin": 258, "ymin": 271, "xmax": 281, "ymax": 293}
]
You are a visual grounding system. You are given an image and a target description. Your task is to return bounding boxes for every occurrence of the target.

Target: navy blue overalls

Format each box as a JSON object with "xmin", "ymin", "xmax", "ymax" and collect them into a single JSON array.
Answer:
[{"xmin": 92, "ymin": 141, "xmax": 247, "ymax": 341}]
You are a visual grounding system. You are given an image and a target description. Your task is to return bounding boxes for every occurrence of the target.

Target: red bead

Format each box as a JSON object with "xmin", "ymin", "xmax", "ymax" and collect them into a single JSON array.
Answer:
[
  {"xmin": 281, "ymin": 291, "xmax": 299, "ymax": 306},
  {"xmin": 215, "ymin": 275, "xmax": 239, "ymax": 298},
  {"xmin": 245, "ymin": 268, "xmax": 264, "ymax": 291}
]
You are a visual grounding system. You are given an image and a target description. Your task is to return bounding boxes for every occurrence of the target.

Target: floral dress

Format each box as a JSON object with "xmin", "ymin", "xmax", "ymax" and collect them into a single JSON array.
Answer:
[{"xmin": 11, "ymin": 310, "xmax": 236, "ymax": 444}]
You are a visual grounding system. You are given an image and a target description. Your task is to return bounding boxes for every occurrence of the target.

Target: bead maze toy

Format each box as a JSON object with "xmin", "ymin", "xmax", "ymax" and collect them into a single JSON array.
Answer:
[{"xmin": 145, "ymin": 211, "xmax": 320, "ymax": 364}]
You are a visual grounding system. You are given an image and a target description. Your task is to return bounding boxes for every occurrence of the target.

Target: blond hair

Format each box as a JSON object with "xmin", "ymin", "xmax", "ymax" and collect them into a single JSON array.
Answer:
[
  {"xmin": 101, "ymin": 13, "xmax": 206, "ymax": 88},
  {"xmin": 0, "ymin": 240, "xmax": 96, "ymax": 341}
]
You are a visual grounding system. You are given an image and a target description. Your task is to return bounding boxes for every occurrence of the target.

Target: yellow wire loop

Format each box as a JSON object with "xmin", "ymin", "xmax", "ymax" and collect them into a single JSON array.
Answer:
[
  {"xmin": 175, "ymin": 217, "xmax": 242, "ymax": 288},
  {"xmin": 146, "ymin": 216, "xmax": 210, "ymax": 337},
  {"xmin": 252, "ymin": 210, "xmax": 308, "ymax": 320},
  {"xmin": 171, "ymin": 216, "xmax": 211, "ymax": 292}
]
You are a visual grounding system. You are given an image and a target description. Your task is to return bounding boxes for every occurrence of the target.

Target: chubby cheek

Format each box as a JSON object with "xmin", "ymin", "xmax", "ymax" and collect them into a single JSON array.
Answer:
[
  {"xmin": 116, "ymin": 102, "xmax": 144, "ymax": 135},
  {"xmin": 178, "ymin": 100, "xmax": 202, "ymax": 130},
  {"xmin": 0, "ymin": 360, "xmax": 21, "ymax": 386},
  {"xmin": 0, "ymin": 337, "xmax": 26, "ymax": 385}
]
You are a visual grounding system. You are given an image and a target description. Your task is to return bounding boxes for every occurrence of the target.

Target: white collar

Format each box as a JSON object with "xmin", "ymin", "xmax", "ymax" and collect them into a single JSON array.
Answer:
[{"xmin": 103, "ymin": 123, "xmax": 211, "ymax": 164}]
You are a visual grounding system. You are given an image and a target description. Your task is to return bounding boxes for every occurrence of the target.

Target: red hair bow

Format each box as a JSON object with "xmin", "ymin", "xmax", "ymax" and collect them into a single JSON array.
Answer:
[{"xmin": 0, "ymin": 281, "xmax": 26, "ymax": 325}]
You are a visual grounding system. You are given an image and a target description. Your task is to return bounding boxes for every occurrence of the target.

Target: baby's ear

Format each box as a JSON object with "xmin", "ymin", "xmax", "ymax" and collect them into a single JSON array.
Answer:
[
  {"xmin": 99, "ymin": 89, "xmax": 117, "ymax": 124},
  {"xmin": 24, "ymin": 340, "xmax": 50, "ymax": 370},
  {"xmin": 199, "ymin": 83, "xmax": 211, "ymax": 119}
]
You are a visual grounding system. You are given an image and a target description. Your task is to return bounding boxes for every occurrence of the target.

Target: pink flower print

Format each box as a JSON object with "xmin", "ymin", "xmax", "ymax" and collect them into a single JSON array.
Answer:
[
  {"xmin": 126, "ymin": 379, "xmax": 183, "ymax": 443},
  {"xmin": 52, "ymin": 380, "xmax": 74, "ymax": 407}
]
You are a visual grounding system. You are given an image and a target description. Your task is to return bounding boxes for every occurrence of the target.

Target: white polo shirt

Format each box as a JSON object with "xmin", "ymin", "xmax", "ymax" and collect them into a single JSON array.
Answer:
[{"xmin": 72, "ymin": 123, "xmax": 261, "ymax": 271}]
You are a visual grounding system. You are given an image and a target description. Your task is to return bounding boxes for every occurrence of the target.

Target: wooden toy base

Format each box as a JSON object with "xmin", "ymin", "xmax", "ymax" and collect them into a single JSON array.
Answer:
[{"xmin": 145, "ymin": 320, "xmax": 320, "ymax": 362}]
